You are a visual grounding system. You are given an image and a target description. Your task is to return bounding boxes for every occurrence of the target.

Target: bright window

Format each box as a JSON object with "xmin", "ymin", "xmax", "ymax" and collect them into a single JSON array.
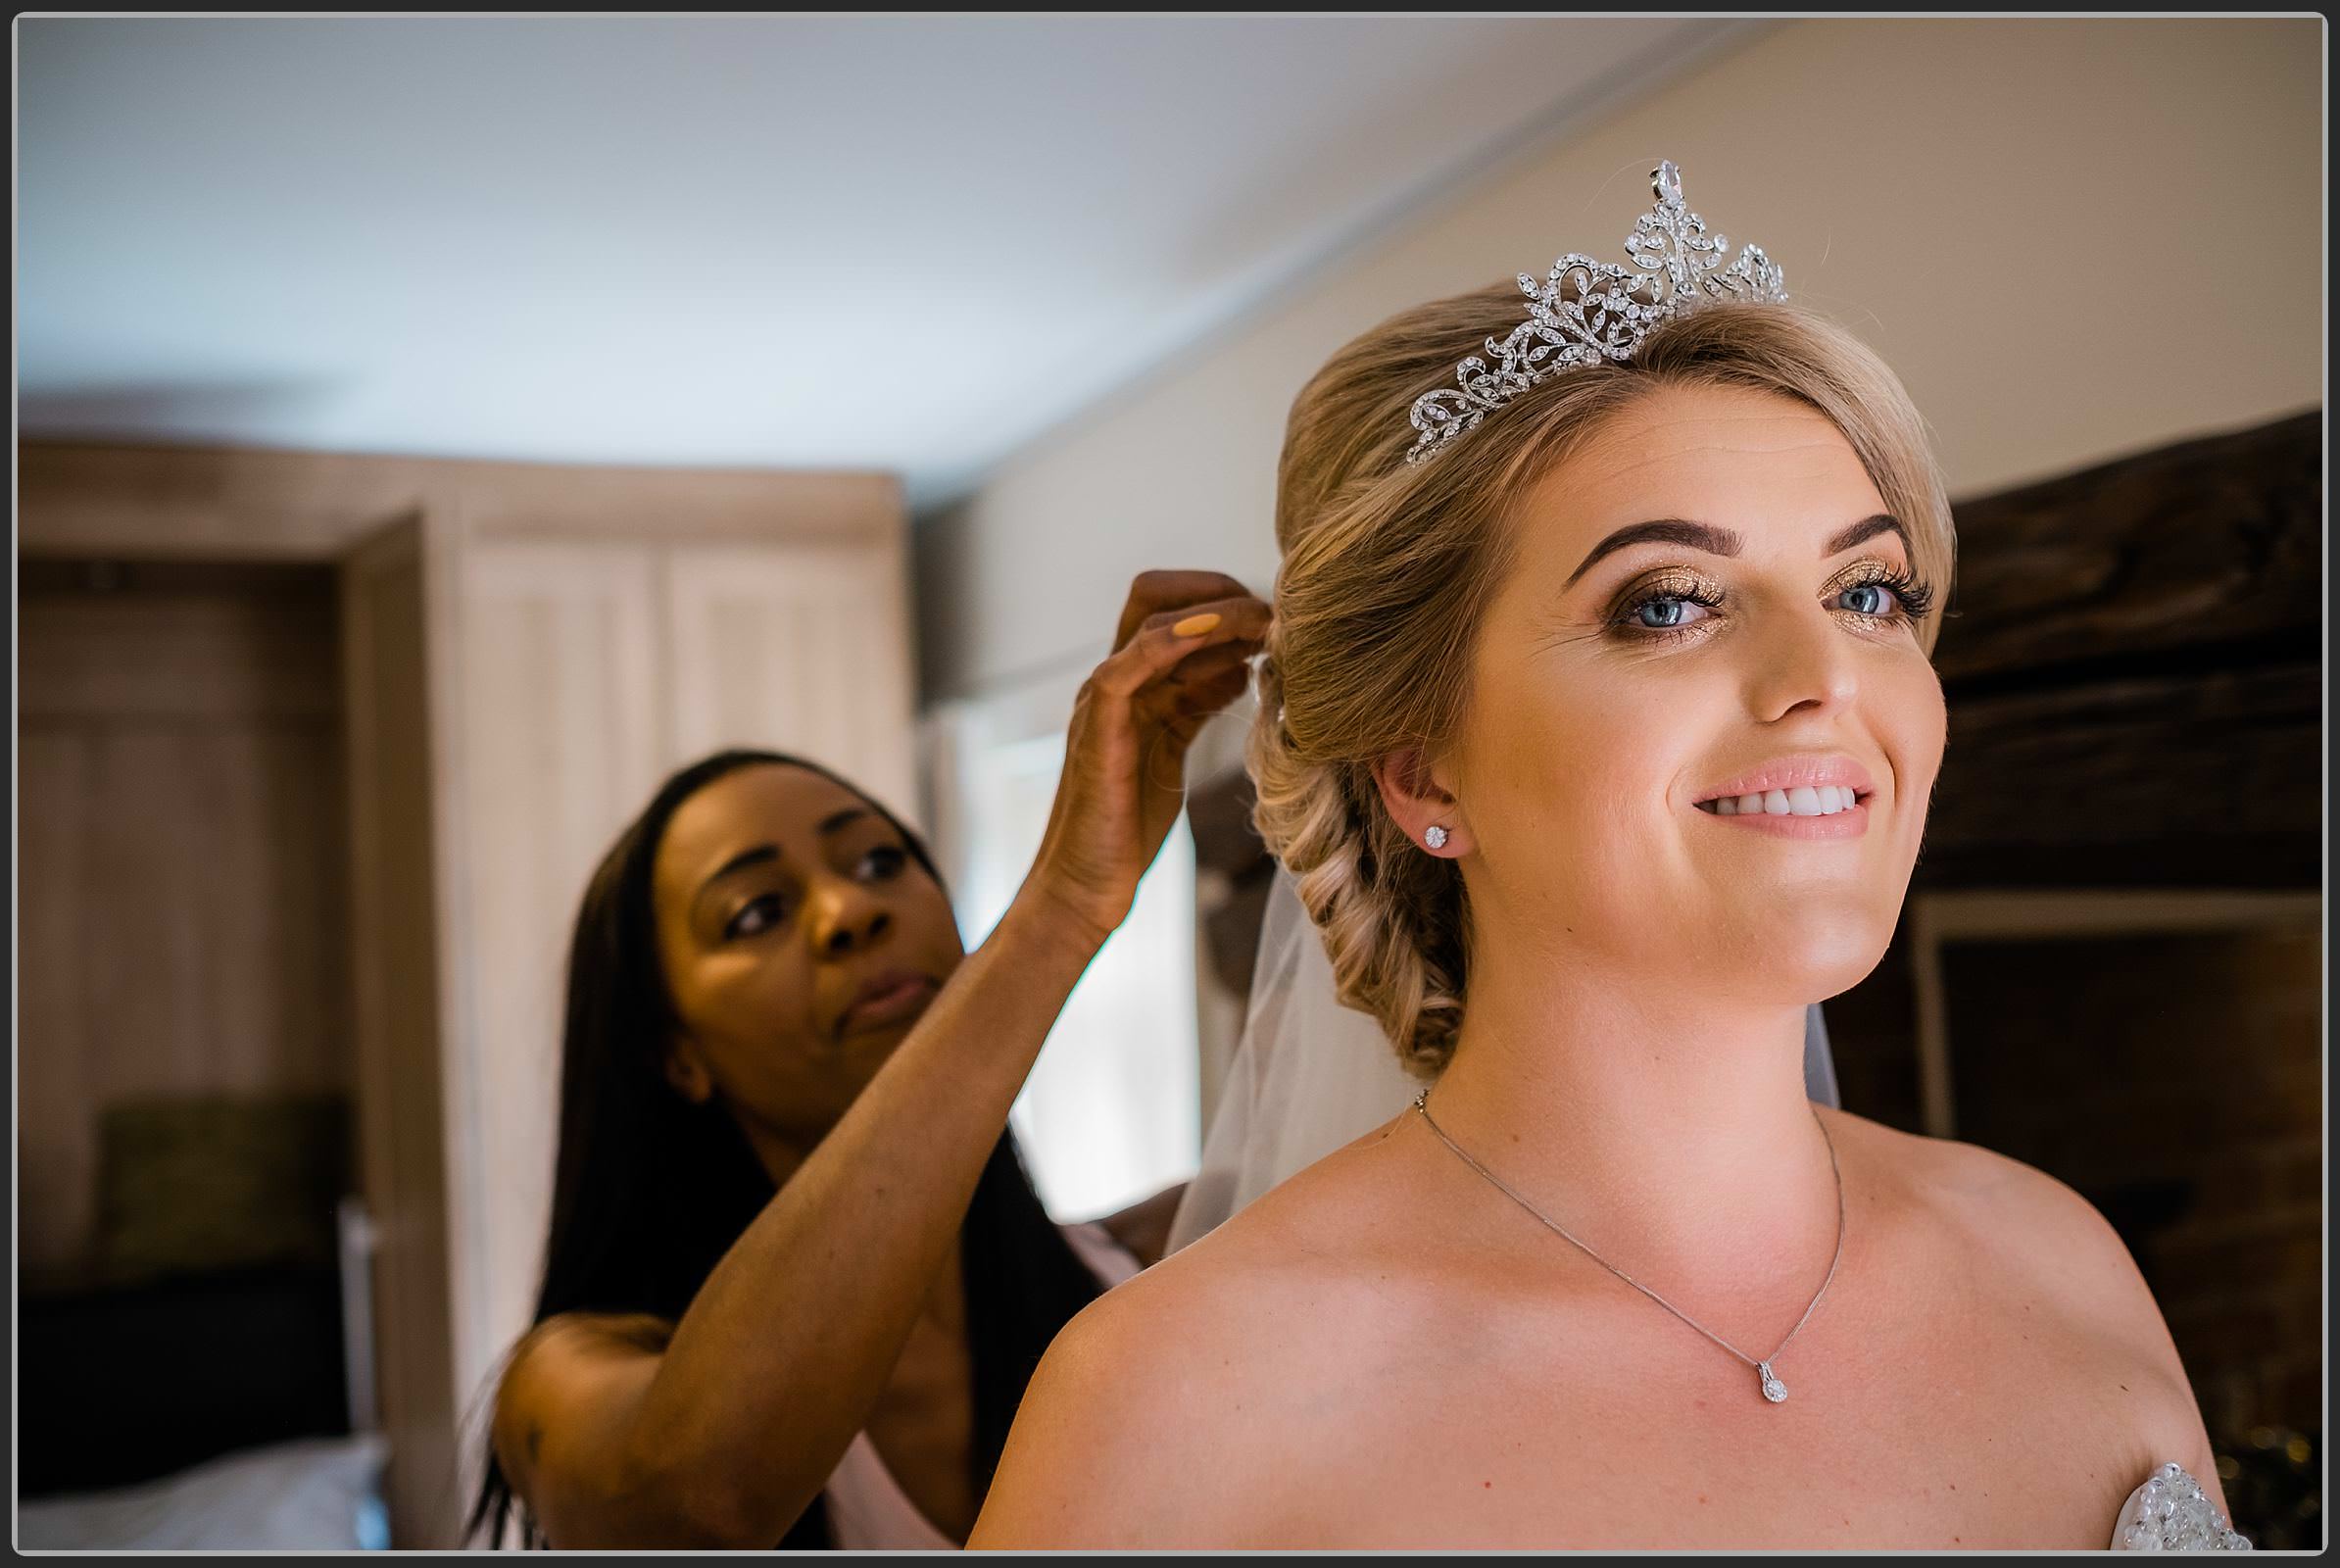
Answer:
[{"xmin": 924, "ymin": 687, "xmax": 1200, "ymax": 1222}]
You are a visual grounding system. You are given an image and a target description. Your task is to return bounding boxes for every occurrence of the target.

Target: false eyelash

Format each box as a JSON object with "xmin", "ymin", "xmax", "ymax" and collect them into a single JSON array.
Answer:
[{"xmin": 1844, "ymin": 564, "xmax": 1936, "ymax": 620}]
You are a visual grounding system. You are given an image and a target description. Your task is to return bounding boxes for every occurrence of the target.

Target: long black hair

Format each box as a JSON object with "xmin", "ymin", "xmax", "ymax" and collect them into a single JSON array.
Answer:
[{"xmin": 468, "ymin": 749, "xmax": 1104, "ymax": 1548}]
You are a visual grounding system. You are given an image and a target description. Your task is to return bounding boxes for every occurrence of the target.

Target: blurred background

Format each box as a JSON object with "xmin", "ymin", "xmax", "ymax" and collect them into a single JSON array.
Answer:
[{"xmin": 12, "ymin": 14, "xmax": 2322, "ymax": 1552}]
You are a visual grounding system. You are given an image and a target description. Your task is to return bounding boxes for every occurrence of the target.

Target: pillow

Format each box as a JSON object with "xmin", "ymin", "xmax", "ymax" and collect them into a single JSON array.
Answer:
[
  {"xmin": 94, "ymin": 1092, "xmax": 352, "ymax": 1283},
  {"xmin": 16, "ymin": 1433, "xmax": 389, "ymax": 1550}
]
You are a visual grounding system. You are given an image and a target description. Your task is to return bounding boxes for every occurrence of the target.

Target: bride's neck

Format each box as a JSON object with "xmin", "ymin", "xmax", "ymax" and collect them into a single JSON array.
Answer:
[{"xmin": 1426, "ymin": 936, "xmax": 1839, "ymax": 1292}]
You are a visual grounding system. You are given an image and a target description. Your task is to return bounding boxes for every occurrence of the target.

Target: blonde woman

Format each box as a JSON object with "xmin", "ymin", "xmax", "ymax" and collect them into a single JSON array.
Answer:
[{"xmin": 970, "ymin": 165, "xmax": 2245, "ymax": 1550}]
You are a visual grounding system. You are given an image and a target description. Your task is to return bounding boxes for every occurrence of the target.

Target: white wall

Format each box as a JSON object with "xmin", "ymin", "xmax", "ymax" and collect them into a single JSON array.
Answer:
[{"xmin": 916, "ymin": 17, "xmax": 2323, "ymax": 704}]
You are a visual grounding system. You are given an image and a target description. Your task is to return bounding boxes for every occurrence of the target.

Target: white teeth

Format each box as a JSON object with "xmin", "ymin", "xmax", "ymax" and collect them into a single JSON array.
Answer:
[{"xmin": 1703, "ymin": 784, "xmax": 1865, "ymax": 816}]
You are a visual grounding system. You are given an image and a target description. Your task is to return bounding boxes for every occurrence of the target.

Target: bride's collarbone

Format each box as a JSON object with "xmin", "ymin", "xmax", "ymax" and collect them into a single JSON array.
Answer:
[
  {"xmin": 1195, "ymin": 1300, "xmax": 2161, "ymax": 1548},
  {"xmin": 1165, "ymin": 1141, "xmax": 2169, "ymax": 1545}
]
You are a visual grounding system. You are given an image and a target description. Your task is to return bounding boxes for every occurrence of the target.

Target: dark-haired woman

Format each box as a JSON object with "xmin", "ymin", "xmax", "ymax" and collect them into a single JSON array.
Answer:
[{"xmin": 470, "ymin": 571, "xmax": 1269, "ymax": 1548}]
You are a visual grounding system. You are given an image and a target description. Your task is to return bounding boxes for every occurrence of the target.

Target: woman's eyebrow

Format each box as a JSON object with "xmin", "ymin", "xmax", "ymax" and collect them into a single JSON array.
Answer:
[
  {"xmin": 691, "ymin": 810, "xmax": 872, "ymax": 910},
  {"xmin": 1563, "ymin": 513, "xmax": 1905, "ymax": 589},
  {"xmin": 698, "ymin": 844, "xmax": 779, "ymax": 903}
]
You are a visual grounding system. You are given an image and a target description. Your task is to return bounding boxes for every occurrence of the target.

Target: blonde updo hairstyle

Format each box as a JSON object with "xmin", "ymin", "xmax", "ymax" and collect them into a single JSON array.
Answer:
[{"xmin": 1251, "ymin": 285, "xmax": 1956, "ymax": 1079}]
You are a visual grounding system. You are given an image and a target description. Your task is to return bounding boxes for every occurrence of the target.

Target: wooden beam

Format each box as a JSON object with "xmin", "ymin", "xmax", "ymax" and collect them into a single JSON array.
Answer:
[
  {"xmin": 1936, "ymin": 410, "xmax": 2318, "ymax": 690},
  {"xmin": 18, "ymin": 439, "xmax": 903, "ymax": 561},
  {"xmin": 1923, "ymin": 659, "xmax": 2321, "ymax": 885}
]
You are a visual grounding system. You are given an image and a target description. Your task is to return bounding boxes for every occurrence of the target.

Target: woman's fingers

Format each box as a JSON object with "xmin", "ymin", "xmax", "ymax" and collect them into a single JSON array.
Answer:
[
  {"xmin": 1163, "ymin": 662, "xmax": 1252, "ymax": 727},
  {"xmin": 1137, "ymin": 593, "xmax": 1272, "ymax": 644},
  {"xmin": 1028, "ymin": 573, "xmax": 1267, "ymax": 937},
  {"xmin": 1173, "ymin": 653, "xmax": 1255, "ymax": 696},
  {"xmin": 1110, "ymin": 570, "xmax": 1259, "ymax": 650},
  {"xmin": 1091, "ymin": 595, "xmax": 1269, "ymax": 700}
]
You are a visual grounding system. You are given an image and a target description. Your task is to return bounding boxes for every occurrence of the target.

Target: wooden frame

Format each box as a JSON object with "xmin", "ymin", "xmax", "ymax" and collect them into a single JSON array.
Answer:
[{"xmin": 1908, "ymin": 888, "xmax": 2321, "ymax": 1140}]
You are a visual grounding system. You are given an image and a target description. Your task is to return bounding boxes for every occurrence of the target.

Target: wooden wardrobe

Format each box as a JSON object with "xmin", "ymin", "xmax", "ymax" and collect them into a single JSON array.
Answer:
[{"xmin": 20, "ymin": 442, "xmax": 919, "ymax": 1545}]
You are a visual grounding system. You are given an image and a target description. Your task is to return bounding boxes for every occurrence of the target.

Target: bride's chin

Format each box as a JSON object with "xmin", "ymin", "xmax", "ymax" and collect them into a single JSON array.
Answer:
[{"xmin": 1709, "ymin": 911, "xmax": 1890, "ymax": 999}]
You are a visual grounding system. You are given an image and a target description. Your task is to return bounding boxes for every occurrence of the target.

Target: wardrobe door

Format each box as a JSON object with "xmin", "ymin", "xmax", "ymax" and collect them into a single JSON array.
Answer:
[
  {"xmin": 661, "ymin": 539, "xmax": 920, "ymax": 826},
  {"xmin": 340, "ymin": 514, "xmax": 463, "ymax": 1548},
  {"xmin": 444, "ymin": 538, "xmax": 667, "ymax": 1410}
]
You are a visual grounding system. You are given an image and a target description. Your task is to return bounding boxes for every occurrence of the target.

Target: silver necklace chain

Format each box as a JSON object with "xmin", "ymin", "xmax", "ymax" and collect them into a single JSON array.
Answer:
[{"xmin": 1411, "ymin": 1091, "xmax": 1847, "ymax": 1405}]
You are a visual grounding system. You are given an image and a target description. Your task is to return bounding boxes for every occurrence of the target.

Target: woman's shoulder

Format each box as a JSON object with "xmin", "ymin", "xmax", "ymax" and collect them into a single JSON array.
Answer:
[
  {"xmin": 1845, "ymin": 1112, "xmax": 2139, "ymax": 1282},
  {"xmin": 971, "ymin": 1128, "xmax": 1423, "ymax": 1546},
  {"xmin": 1835, "ymin": 1109, "xmax": 2202, "ymax": 1405},
  {"xmin": 1049, "ymin": 1136, "xmax": 1412, "ymax": 1388},
  {"xmin": 500, "ymin": 1309, "xmax": 677, "ymax": 1418},
  {"xmin": 1828, "ymin": 1110, "xmax": 2140, "ymax": 1298},
  {"xmin": 1820, "ymin": 1111, "xmax": 2219, "ymax": 1507},
  {"xmin": 491, "ymin": 1311, "xmax": 678, "ymax": 1538}
]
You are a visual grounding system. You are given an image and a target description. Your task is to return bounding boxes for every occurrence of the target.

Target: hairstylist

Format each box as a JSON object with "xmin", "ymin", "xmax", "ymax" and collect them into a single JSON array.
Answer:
[{"xmin": 474, "ymin": 571, "xmax": 1269, "ymax": 1548}]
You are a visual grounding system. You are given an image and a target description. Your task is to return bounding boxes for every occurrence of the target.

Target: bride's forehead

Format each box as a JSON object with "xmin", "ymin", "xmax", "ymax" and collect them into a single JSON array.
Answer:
[
  {"xmin": 1516, "ymin": 390, "xmax": 1878, "ymax": 547},
  {"xmin": 1573, "ymin": 386, "xmax": 1858, "ymax": 482}
]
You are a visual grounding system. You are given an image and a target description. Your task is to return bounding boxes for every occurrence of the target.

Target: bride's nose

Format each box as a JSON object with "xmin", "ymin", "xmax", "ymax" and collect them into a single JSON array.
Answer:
[{"xmin": 1742, "ymin": 600, "xmax": 1860, "ymax": 723}]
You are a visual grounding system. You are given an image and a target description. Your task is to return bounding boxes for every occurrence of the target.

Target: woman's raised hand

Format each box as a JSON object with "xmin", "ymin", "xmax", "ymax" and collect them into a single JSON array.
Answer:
[{"xmin": 1024, "ymin": 569, "xmax": 1271, "ymax": 948}]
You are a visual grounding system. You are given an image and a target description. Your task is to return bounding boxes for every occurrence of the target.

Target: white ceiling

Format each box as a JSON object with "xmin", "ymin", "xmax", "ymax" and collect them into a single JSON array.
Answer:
[{"xmin": 18, "ymin": 16, "xmax": 1740, "ymax": 510}]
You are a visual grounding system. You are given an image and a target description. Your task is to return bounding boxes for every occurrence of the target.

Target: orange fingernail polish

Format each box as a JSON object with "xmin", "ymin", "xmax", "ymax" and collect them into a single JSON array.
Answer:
[{"xmin": 1172, "ymin": 612, "xmax": 1221, "ymax": 637}]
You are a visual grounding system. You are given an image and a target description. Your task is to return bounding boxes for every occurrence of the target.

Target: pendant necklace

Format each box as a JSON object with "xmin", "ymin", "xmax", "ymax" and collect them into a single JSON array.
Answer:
[{"xmin": 1412, "ymin": 1091, "xmax": 1845, "ymax": 1405}]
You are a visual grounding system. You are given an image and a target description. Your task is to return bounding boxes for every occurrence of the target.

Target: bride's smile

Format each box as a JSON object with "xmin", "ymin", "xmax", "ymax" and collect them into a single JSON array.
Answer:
[
  {"xmin": 1690, "ymin": 757, "xmax": 1874, "ymax": 826},
  {"xmin": 1693, "ymin": 774, "xmax": 1872, "ymax": 836}
]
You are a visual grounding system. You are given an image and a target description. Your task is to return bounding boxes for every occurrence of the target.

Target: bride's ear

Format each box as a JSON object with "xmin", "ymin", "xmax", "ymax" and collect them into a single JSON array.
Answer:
[{"xmin": 1371, "ymin": 747, "xmax": 1470, "ymax": 858}]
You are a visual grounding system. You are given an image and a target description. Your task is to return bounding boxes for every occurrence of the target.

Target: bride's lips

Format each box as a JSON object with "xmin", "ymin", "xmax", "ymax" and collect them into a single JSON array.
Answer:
[
  {"xmin": 1689, "ymin": 754, "xmax": 1877, "ymax": 840},
  {"xmin": 837, "ymin": 969, "xmax": 939, "ymax": 1034}
]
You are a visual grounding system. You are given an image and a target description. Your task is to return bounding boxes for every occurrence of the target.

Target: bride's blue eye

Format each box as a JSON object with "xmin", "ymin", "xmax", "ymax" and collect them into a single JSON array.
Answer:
[
  {"xmin": 1613, "ymin": 580, "xmax": 1723, "ymax": 639},
  {"xmin": 1832, "ymin": 568, "xmax": 1934, "ymax": 621},
  {"xmin": 1634, "ymin": 598, "xmax": 1695, "ymax": 629}
]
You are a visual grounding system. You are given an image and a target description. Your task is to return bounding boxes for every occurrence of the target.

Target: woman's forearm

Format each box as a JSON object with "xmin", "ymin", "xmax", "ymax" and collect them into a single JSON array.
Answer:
[{"xmin": 616, "ymin": 883, "xmax": 1105, "ymax": 1543}]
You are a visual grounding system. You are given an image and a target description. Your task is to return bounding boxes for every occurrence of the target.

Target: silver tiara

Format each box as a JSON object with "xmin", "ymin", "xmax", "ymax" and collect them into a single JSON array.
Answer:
[{"xmin": 1405, "ymin": 160, "xmax": 1786, "ymax": 465}]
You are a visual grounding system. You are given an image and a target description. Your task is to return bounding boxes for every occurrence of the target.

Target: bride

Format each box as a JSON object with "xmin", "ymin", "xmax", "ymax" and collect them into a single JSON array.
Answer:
[{"xmin": 968, "ymin": 164, "xmax": 2246, "ymax": 1550}]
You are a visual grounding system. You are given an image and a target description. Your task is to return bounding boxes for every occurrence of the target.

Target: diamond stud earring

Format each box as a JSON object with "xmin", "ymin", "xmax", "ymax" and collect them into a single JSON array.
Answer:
[{"xmin": 1424, "ymin": 825, "xmax": 1449, "ymax": 851}]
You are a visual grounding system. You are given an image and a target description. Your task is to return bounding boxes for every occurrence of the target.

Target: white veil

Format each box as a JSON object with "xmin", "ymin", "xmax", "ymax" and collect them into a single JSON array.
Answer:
[{"xmin": 1164, "ymin": 864, "xmax": 1842, "ymax": 1254}]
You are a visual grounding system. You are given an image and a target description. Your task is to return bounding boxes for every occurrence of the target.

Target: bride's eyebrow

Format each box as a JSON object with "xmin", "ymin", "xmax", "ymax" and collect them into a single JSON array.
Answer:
[
  {"xmin": 1562, "ymin": 513, "xmax": 1906, "ymax": 589},
  {"xmin": 1565, "ymin": 519, "xmax": 1739, "ymax": 588}
]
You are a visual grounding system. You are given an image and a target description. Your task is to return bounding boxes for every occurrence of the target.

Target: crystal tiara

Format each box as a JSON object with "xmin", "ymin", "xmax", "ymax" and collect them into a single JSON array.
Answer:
[{"xmin": 1404, "ymin": 160, "xmax": 1787, "ymax": 466}]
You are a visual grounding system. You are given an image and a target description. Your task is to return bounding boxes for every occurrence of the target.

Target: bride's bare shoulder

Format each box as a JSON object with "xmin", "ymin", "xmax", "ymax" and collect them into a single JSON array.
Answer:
[
  {"xmin": 1839, "ymin": 1110, "xmax": 2121, "ymax": 1253},
  {"xmin": 1845, "ymin": 1107, "xmax": 2217, "ymax": 1478},
  {"xmin": 1835, "ymin": 1108, "xmax": 2187, "ymax": 1355},
  {"xmin": 969, "ymin": 1120, "xmax": 1422, "ymax": 1547},
  {"xmin": 1054, "ymin": 1110, "xmax": 1425, "ymax": 1382}
]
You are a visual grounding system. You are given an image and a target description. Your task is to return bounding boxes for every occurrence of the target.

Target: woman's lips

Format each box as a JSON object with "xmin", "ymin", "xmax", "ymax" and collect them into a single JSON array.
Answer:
[
  {"xmin": 1695, "ymin": 796, "xmax": 1871, "ymax": 839},
  {"xmin": 838, "ymin": 973, "xmax": 939, "ymax": 1034}
]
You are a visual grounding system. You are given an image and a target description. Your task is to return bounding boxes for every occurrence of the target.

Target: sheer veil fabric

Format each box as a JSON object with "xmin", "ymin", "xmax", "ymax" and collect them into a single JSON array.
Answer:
[{"xmin": 1165, "ymin": 866, "xmax": 1842, "ymax": 1254}]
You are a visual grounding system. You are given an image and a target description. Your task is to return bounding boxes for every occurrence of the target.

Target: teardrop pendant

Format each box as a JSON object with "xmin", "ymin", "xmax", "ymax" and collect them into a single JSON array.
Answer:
[{"xmin": 1758, "ymin": 1361, "xmax": 1788, "ymax": 1403}]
